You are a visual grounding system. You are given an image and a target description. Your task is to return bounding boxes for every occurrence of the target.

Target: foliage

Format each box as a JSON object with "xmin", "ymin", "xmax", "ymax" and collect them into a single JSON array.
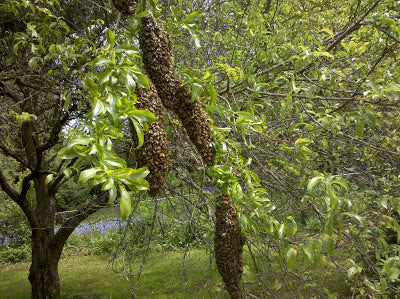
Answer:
[
  {"xmin": 158, "ymin": 0, "xmax": 400, "ymax": 296},
  {"xmin": 2, "ymin": 0, "xmax": 400, "ymax": 297},
  {"xmin": 0, "ymin": 244, "xmax": 31, "ymax": 264}
]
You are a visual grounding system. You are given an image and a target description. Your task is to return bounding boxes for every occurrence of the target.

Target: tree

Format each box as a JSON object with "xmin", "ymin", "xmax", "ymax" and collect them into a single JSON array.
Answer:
[
  {"xmin": 165, "ymin": 0, "xmax": 400, "ymax": 296},
  {"xmin": 146, "ymin": 0, "xmax": 400, "ymax": 296},
  {"xmin": 0, "ymin": 0, "xmax": 154, "ymax": 297},
  {"xmin": 2, "ymin": 0, "xmax": 400, "ymax": 297}
]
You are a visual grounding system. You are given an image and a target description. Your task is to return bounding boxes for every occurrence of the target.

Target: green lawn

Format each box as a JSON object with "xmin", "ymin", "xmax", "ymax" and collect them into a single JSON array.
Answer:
[{"xmin": 0, "ymin": 250, "xmax": 226, "ymax": 298}]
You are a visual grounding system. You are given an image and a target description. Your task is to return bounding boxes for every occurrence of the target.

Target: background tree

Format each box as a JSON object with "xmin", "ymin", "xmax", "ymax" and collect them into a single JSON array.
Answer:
[
  {"xmin": 147, "ymin": 0, "xmax": 400, "ymax": 296},
  {"xmin": 0, "ymin": 0, "xmax": 154, "ymax": 297}
]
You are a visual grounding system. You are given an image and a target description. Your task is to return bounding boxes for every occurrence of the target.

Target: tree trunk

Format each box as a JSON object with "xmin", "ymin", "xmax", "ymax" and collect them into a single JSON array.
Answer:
[
  {"xmin": 28, "ymin": 175, "xmax": 61, "ymax": 298},
  {"xmin": 29, "ymin": 234, "xmax": 60, "ymax": 298},
  {"xmin": 26, "ymin": 177, "xmax": 107, "ymax": 298}
]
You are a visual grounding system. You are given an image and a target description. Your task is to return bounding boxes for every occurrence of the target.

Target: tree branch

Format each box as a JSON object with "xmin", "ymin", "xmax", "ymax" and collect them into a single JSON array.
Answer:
[
  {"xmin": 0, "ymin": 142, "xmax": 30, "ymax": 169},
  {"xmin": 0, "ymin": 81, "xmax": 25, "ymax": 103},
  {"xmin": 298, "ymin": 0, "xmax": 384, "ymax": 74},
  {"xmin": 0, "ymin": 165, "xmax": 38, "ymax": 228},
  {"xmin": 49, "ymin": 192, "xmax": 109, "ymax": 261},
  {"xmin": 0, "ymin": 165, "xmax": 19, "ymax": 201},
  {"xmin": 299, "ymin": 99, "xmax": 400, "ymax": 157}
]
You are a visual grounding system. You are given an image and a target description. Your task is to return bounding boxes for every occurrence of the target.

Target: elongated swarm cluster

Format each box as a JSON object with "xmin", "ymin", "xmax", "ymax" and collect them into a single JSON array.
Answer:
[
  {"xmin": 111, "ymin": 0, "xmax": 138, "ymax": 15},
  {"xmin": 215, "ymin": 195, "xmax": 245, "ymax": 299},
  {"xmin": 112, "ymin": 3, "xmax": 215, "ymax": 193},
  {"xmin": 139, "ymin": 14, "xmax": 216, "ymax": 167},
  {"xmin": 132, "ymin": 81, "xmax": 169, "ymax": 196}
]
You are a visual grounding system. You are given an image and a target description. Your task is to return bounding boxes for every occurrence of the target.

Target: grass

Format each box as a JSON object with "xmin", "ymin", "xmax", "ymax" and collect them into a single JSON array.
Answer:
[{"xmin": 0, "ymin": 249, "xmax": 226, "ymax": 298}]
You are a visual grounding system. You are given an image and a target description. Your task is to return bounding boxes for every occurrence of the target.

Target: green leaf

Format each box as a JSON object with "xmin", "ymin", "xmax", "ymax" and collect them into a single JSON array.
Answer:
[
  {"xmin": 45, "ymin": 174, "xmax": 53, "ymax": 185},
  {"xmin": 347, "ymin": 266, "xmax": 360, "ymax": 279},
  {"xmin": 134, "ymin": 10, "xmax": 150, "ymax": 19},
  {"xmin": 63, "ymin": 168, "xmax": 73, "ymax": 179},
  {"xmin": 301, "ymin": 245, "xmax": 314, "ymax": 263},
  {"xmin": 115, "ymin": 44, "xmax": 139, "ymax": 55},
  {"xmin": 78, "ymin": 167, "xmax": 102, "ymax": 185},
  {"xmin": 106, "ymin": 29, "xmax": 115, "ymax": 48},
  {"xmin": 286, "ymin": 247, "xmax": 297, "ymax": 269},
  {"xmin": 126, "ymin": 73, "xmax": 136, "ymax": 91},
  {"xmin": 89, "ymin": 98, "xmax": 105, "ymax": 117},
  {"xmin": 130, "ymin": 110, "xmax": 157, "ymax": 123},
  {"xmin": 84, "ymin": 77, "xmax": 97, "ymax": 92},
  {"xmin": 108, "ymin": 186, "xmax": 117, "ymax": 204},
  {"xmin": 295, "ymin": 138, "xmax": 311, "ymax": 147},
  {"xmin": 331, "ymin": 177, "xmax": 349, "ymax": 192},
  {"xmin": 285, "ymin": 216, "xmax": 297, "ymax": 237},
  {"xmin": 355, "ymin": 121, "xmax": 365, "ymax": 138},
  {"xmin": 94, "ymin": 56, "xmax": 113, "ymax": 67},
  {"xmin": 97, "ymin": 67, "xmax": 113, "ymax": 86},
  {"xmin": 134, "ymin": 71, "xmax": 149, "ymax": 88},
  {"xmin": 101, "ymin": 178, "xmax": 114, "ymax": 191},
  {"xmin": 131, "ymin": 119, "xmax": 144, "ymax": 149},
  {"xmin": 326, "ymin": 236, "xmax": 335, "ymax": 255},
  {"xmin": 64, "ymin": 136, "xmax": 93, "ymax": 148},
  {"xmin": 307, "ymin": 176, "xmax": 324, "ymax": 194},
  {"xmin": 208, "ymin": 83, "xmax": 217, "ymax": 107},
  {"xmin": 388, "ymin": 267, "xmax": 400, "ymax": 281},
  {"xmin": 184, "ymin": 10, "xmax": 205, "ymax": 24},
  {"xmin": 319, "ymin": 28, "xmax": 334, "ymax": 39},
  {"xmin": 325, "ymin": 213, "xmax": 333, "ymax": 235},
  {"xmin": 102, "ymin": 156, "xmax": 127, "ymax": 169},
  {"xmin": 119, "ymin": 185, "xmax": 131, "ymax": 220}
]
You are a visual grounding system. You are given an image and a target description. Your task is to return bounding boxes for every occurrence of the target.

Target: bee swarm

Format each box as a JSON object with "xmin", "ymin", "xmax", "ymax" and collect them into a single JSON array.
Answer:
[
  {"xmin": 139, "ymin": 14, "xmax": 216, "ymax": 167},
  {"xmin": 215, "ymin": 195, "xmax": 245, "ymax": 299},
  {"xmin": 132, "ymin": 81, "xmax": 169, "ymax": 196},
  {"xmin": 111, "ymin": 0, "xmax": 138, "ymax": 15}
]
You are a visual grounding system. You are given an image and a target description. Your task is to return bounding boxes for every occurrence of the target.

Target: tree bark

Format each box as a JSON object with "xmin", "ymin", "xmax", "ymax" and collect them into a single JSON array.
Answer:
[
  {"xmin": 28, "ymin": 175, "xmax": 61, "ymax": 298},
  {"xmin": 29, "ymin": 235, "xmax": 60, "ymax": 298}
]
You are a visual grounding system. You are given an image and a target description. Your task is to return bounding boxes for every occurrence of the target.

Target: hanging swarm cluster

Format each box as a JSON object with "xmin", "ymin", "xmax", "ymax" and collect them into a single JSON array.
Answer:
[
  {"xmin": 132, "ymin": 81, "xmax": 169, "ymax": 196},
  {"xmin": 138, "ymin": 14, "xmax": 178, "ymax": 110},
  {"xmin": 111, "ymin": 0, "xmax": 138, "ymax": 15},
  {"xmin": 214, "ymin": 195, "xmax": 245, "ymax": 299},
  {"xmin": 139, "ymin": 14, "xmax": 216, "ymax": 167},
  {"xmin": 174, "ymin": 85, "xmax": 216, "ymax": 167}
]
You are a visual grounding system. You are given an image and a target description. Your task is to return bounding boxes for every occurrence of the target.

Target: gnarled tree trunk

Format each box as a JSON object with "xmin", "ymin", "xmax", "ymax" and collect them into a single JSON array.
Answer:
[
  {"xmin": 29, "ymin": 238, "xmax": 60, "ymax": 298},
  {"xmin": 28, "ymin": 176, "xmax": 61, "ymax": 298},
  {"xmin": 24, "ymin": 175, "xmax": 107, "ymax": 298}
]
